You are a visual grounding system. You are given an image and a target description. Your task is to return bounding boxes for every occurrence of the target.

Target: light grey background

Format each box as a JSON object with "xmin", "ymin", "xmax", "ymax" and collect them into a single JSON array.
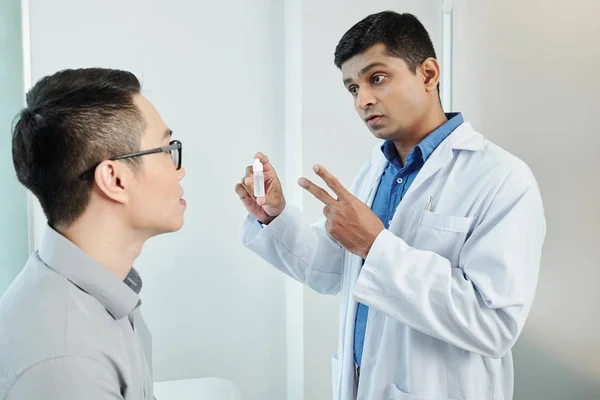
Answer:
[{"xmin": 453, "ymin": 0, "xmax": 600, "ymax": 398}]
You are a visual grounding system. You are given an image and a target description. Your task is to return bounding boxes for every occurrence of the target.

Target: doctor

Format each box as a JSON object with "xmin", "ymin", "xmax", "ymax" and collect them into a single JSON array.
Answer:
[{"xmin": 235, "ymin": 11, "xmax": 545, "ymax": 400}]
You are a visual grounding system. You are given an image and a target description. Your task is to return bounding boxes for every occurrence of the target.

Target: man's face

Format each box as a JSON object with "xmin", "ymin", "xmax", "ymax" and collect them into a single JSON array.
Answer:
[
  {"xmin": 126, "ymin": 95, "xmax": 186, "ymax": 237},
  {"xmin": 341, "ymin": 44, "xmax": 430, "ymax": 141}
]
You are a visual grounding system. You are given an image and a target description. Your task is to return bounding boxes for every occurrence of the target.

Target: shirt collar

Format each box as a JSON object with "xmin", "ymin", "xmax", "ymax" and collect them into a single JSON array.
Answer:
[
  {"xmin": 380, "ymin": 112, "xmax": 464, "ymax": 168},
  {"xmin": 38, "ymin": 225, "xmax": 142, "ymax": 320}
]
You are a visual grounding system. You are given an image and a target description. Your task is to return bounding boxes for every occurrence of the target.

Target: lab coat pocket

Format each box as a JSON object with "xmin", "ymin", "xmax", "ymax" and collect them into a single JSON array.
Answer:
[
  {"xmin": 420, "ymin": 211, "xmax": 475, "ymax": 233},
  {"xmin": 416, "ymin": 211, "xmax": 476, "ymax": 265},
  {"xmin": 389, "ymin": 383, "xmax": 455, "ymax": 400},
  {"xmin": 332, "ymin": 353, "xmax": 340, "ymax": 400}
]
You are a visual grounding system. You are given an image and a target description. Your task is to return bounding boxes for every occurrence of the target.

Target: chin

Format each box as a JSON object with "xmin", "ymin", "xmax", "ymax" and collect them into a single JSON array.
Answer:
[
  {"xmin": 163, "ymin": 219, "xmax": 185, "ymax": 234},
  {"xmin": 370, "ymin": 128, "xmax": 395, "ymax": 141},
  {"xmin": 370, "ymin": 123, "xmax": 406, "ymax": 141},
  {"xmin": 143, "ymin": 218, "xmax": 185, "ymax": 238}
]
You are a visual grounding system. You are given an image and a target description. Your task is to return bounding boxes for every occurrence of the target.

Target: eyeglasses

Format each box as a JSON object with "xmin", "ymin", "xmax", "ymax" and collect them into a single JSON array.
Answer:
[{"xmin": 80, "ymin": 140, "xmax": 182, "ymax": 180}]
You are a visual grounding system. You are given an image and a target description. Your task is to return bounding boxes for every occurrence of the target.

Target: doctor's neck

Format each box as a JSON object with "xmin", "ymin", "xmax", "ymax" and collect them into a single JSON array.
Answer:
[{"xmin": 392, "ymin": 106, "xmax": 447, "ymax": 166}]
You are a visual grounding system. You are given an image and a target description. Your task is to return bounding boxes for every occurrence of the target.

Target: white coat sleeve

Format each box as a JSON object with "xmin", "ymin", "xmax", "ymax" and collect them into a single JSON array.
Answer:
[
  {"xmin": 239, "ymin": 204, "xmax": 344, "ymax": 295},
  {"xmin": 353, "ymin": 168, "xmax": 546, "ymax": 358}
]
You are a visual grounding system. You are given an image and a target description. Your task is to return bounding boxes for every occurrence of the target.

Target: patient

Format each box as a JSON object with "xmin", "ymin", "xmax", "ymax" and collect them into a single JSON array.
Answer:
[{"xmin": 0, "ymin": 68, "xmax": 186, "ymax": 400}]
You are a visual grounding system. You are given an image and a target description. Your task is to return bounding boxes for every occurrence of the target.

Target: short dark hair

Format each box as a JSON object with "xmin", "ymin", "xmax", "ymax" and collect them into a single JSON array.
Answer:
[
  {"xmin": 12, "ymin": 68, "xmax": 146, "ymax": 228},
  {"xmin": 334, "ymin": 11, "xmax": 437, "ymax": 73}
]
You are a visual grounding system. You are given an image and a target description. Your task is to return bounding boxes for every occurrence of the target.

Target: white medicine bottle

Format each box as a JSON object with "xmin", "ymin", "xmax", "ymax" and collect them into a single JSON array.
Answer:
[{"xmin": 253, "ymin": 158, "xmax": 265, "ymax": 198}]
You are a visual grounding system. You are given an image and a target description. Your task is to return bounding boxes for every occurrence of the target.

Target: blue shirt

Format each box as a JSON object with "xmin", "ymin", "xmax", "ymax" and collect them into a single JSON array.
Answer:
[{"xmin": 353, "ymin": 112, "xmax": 464, "ymax": 367}]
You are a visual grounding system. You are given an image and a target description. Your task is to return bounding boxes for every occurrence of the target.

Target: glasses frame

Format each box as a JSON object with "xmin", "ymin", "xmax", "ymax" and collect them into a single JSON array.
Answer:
[{"xmin": 79, "ymin": 139, "xmax": 182, "ymax": 180}]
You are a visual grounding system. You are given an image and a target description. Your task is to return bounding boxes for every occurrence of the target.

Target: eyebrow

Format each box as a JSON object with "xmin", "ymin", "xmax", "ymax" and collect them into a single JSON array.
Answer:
[
  {"xmin": 163, "ymin": 129, "xmax": 173, "ymax": 139},
  {"xmin": 343, "ymin": 62, "xmax": 388, "ymax": 85}
]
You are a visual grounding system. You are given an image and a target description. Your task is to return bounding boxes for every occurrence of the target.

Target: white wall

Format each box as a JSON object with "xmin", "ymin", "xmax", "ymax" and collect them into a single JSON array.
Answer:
[
  {"xmin": 0, "ymin": 0, "xmax": 29, "ymax": 295},
  {"xmin": 26, "ymin": 1, "xmax": 288, "ymax": 399},
  {"xmin": 298, "ymin": 2, "xmax": 444, "ymax": 398},
  {"xmin": 453, "ymin": 0, "xmax": 600, "ymax": 398}
]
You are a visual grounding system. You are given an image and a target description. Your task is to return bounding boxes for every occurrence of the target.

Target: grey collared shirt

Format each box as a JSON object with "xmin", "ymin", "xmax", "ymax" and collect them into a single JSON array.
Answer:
[{"xmin": 0, "ymin": 226, "xmax": 154, "ymax": 399}]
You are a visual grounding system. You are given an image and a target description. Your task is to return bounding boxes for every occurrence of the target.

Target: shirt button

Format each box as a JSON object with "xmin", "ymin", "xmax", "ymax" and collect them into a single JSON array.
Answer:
[
  {"xmin": 397, "ymin": 177, "xmax": 403, "ymax": 184},
  {"xmin": 388, "ymin": 220, "xmax": 393, "ymax": 226}
]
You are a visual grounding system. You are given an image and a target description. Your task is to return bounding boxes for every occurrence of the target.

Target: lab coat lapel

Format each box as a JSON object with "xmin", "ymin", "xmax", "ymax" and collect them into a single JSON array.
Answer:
[
  {"xmin": 358, "ymin": 146, "xmax": 388, "ymax": 206},
  {"xmin": 407, "ymin": 140, "xmax": 453, "ymax": 197},
  {"xmin": 403, "ymin": 122, "xmax": 485, "ymax": 200}
]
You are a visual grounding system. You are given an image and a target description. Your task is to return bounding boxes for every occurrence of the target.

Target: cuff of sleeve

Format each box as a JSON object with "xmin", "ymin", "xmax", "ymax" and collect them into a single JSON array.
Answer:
[
  {"xmin": 239, "ymin": 204, "xmax": 301, "ymax": 246},
  {"xmin": 363, "ymin": 229, "xmax": 395, "ymax": 269},
  {"xmin": 355, "ymin": 230, "xmax": 409, "ymax": 300}
]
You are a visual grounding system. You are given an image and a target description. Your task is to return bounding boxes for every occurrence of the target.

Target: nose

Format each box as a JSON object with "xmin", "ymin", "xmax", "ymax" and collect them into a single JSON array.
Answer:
[
  {"xmin": 356, "ymin": 87, "xmax": 376, "ymax": 110},
  {"xmin": 178, "ymin": 166, "xmax": 186, "ymax": 181}
]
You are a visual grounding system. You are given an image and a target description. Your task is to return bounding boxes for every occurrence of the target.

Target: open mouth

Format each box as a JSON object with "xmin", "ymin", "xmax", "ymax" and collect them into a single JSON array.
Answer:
[{"xmin": 365, "ymin": 115, "xmax": 383, "ymax": 126}]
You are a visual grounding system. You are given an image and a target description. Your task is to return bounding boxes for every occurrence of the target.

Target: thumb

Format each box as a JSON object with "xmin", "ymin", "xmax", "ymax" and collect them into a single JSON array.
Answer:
[{"xmin": 254, "ymin": 152, "xmax": 276, "ymax": 174}]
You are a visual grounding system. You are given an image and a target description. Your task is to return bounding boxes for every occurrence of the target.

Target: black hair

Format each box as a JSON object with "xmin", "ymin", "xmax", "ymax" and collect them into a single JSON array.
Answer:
[
  {"xmin": 12, "ymin": 68, "xmax": 145, "ymax": 228},
  {"xmin": 334, "ymin": 11, "xmax": 437, "ymax": 73}
]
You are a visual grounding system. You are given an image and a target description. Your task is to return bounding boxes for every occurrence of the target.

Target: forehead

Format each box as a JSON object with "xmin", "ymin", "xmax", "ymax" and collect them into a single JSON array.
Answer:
[
  {"xmin": 134, "ymin": 95, "xmax": 169, "ymax": 141},
  {"xmin": 341, "ymin": 43, "xmax": 408, "ymax": 81}
]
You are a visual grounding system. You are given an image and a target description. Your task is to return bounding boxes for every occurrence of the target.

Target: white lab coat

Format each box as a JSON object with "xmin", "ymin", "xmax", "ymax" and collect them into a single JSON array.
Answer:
[{"xmin": 240, "ymin": 121, "xmax": 546, "ymax": 400}]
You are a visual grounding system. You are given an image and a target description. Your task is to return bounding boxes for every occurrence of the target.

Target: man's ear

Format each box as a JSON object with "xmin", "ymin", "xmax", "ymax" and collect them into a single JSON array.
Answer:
[
  {"xmin": 420, "ymin": 57, "xmax": 441, "ymax": 92},
  {"xmin": 93, "ymin": 160, "xmax": 130, "ymax": 204}
]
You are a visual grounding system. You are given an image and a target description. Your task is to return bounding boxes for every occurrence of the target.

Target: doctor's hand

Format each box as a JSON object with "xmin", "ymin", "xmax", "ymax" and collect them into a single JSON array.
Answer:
[
  {"xmin": 235, "ymin": 152, "xmax": 286, "ymax": 225},
  {"xmin": 299, "ymin": 165, "xmax": 385, "ymax": 259}
]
